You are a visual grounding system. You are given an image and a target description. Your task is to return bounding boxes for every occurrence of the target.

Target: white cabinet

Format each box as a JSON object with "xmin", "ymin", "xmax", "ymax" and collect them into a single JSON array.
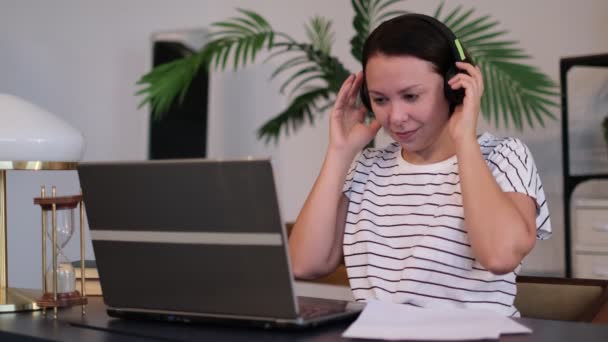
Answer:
[{"xmin": 573, "ymin": 198, "xmax": 608, "ymax": 279}]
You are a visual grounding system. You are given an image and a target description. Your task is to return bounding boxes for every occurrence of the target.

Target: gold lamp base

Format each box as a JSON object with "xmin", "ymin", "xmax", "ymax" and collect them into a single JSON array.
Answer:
[{"xmin": 0, "ymin": 287, "xmax": 42, "ymax": 312}]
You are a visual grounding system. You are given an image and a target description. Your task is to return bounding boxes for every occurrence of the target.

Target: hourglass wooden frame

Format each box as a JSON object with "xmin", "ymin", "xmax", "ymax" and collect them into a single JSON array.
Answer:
[{"xmin": 34, "ymin": 186, "xmax": 87, "ymax": 318}]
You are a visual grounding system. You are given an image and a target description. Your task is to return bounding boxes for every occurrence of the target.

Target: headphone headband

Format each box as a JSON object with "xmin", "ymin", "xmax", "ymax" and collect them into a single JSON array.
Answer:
[{"xmin": 395, "ymin": 14, "xmax": 466, "ymax": 62}]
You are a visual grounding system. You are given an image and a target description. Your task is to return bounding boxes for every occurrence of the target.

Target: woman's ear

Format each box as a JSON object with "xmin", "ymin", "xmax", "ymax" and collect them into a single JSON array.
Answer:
[{"xmin": 359, "ymin": 73, "xmax": 373, "ymax": 112}]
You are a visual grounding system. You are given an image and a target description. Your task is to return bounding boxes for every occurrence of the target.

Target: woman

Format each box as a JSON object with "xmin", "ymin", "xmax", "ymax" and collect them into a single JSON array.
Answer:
[{"xmin": 288, "ymin": 13, "xmax": 551, "ymax": 316}]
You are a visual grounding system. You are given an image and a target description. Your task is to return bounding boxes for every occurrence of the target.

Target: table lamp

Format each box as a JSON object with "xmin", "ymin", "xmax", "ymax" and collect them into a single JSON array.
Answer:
[{"xmin": 0, "ymin": 93, "xmax": 85, "ymax": 312}]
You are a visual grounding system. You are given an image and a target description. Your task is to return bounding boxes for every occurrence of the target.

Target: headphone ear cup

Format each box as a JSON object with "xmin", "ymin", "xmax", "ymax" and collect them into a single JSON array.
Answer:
[
  {"xmin": 444, "ymin": 66, "xmax": 465, "ymax": 108},
  {"xmin": 359, "ymin": 80, "xmax": 372, "ymax": 112}
]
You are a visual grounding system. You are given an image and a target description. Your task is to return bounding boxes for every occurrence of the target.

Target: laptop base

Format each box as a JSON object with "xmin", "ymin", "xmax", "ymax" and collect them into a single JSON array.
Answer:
[{"xmin": 105, "ymin": 296, "xmax": 363, "ymax": 330}]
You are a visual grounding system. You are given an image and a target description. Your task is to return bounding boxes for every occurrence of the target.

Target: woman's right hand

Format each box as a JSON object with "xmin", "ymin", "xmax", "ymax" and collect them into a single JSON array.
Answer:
[
  {"xmin": 291, "ymin": 73, "xmax": 376, "ymax": 279},
  {"xmin": 329, "ymin": 71, "xmax": 381, "ymax": 157}
]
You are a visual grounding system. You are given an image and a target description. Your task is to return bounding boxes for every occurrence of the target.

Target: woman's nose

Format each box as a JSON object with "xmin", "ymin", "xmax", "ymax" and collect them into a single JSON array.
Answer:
[{"xmin": 388, "ymin": 102, "xmax": 410, "ymax": 125}]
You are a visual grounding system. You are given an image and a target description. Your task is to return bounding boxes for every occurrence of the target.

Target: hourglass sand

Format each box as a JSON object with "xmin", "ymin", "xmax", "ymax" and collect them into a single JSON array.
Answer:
[{"xmin": 34, "ymin": 186, "xmax": 87, "ymax": 318}]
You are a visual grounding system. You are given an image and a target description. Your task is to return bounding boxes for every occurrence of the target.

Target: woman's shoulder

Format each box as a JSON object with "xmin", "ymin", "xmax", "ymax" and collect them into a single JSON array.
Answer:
[{"xmin": 477, "ymin": 132, "xmax": 530, "ymax": 156}]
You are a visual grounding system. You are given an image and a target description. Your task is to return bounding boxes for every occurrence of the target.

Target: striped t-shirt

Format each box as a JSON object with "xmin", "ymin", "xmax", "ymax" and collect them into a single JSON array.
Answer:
[{"xmin": 342, "ymin": 132, "xmax": 551, "ymax": 316}]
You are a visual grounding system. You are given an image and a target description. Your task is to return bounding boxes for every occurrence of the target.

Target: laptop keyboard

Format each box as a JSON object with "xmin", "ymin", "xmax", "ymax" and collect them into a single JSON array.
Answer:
[{"xmin": 297, "ymin": 296, "xmax": 348, "ymax": 320}]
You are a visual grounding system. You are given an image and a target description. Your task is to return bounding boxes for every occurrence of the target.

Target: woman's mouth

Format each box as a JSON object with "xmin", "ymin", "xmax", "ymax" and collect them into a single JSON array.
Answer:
[{"xmin": 394, "ymin": 128, "xmax": 419, "ymax": 141}]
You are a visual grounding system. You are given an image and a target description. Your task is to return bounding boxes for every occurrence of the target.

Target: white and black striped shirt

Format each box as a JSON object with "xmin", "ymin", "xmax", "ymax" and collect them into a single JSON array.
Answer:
[{"xmin": 342, "ymin": 132, "xmax": 551, "ymax": 317}]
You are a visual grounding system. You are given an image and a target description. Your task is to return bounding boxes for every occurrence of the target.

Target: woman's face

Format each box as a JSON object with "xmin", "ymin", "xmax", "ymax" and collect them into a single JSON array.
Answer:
[{"xmin": 365, "ymin": 53, "xmax": 452, "ymax": 162}]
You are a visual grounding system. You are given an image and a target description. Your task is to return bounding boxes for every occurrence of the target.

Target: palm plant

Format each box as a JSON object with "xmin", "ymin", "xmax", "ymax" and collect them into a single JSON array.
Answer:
[{"xmin": 136, "ymin": 0, "xmax": 558, "ymax": 144}]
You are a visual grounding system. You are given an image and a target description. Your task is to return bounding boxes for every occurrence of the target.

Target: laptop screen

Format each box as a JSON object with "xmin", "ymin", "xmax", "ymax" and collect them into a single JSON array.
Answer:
[{"xmin": 78, "ymin": 159, "xmax": 300, "ymax": 319}]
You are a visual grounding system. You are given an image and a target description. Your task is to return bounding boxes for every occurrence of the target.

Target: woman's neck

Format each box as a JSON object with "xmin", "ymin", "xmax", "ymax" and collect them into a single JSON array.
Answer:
[{"xmin": 400, "ymin": 125, "xmax": 457, "ymax": 165}]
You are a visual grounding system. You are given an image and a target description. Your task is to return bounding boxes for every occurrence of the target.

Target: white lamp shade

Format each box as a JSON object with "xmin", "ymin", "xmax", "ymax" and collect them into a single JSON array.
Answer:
[{"xmin": 0, "ymin": 94, "xmax": 85, "ymax": 161}]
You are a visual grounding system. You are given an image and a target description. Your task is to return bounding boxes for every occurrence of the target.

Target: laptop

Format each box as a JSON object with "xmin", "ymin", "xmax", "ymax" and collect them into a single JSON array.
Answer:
[{"xmin": 77, "ymin": 158, "xmax": 362, "ymax": 329}]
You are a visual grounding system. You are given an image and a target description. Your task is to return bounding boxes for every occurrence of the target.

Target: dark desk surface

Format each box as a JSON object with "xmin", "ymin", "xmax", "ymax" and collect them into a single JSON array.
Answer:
[{"xmin": 2, "ymin": 297, "xmax": 608, "ymax": 341}]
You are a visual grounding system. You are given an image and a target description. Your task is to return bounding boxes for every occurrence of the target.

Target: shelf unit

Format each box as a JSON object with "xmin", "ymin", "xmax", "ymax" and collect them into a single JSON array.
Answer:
[
  {"xmin": 572, "ymin": 198, "xmax": 608, "ymax": 279},
  {"xmin": 561, "ymin": 54, "xmax": 608, "ymax": 277}
]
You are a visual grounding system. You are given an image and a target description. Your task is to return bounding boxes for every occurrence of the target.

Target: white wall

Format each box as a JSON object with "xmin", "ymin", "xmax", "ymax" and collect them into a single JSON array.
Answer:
[{"xmin": 1, "ymin": 0, "xmax": 607, "ymax": 288}]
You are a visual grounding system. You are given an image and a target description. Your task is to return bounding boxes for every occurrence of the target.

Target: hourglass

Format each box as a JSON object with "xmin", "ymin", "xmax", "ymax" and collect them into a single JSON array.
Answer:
[{"xmin": 34, "ymin": 186, "xmax": 87, "ymax": 318}]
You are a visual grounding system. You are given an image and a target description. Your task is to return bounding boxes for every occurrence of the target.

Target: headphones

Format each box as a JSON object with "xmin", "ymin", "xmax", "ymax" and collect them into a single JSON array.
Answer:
[{"xmin": 359, "ymin": 14, "xmax": 470, "ymax": 114}]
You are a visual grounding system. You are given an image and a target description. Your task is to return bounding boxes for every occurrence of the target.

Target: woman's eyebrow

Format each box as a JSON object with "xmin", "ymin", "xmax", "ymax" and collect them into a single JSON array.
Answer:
[{"xmin": 368, "ymin": 84, "xmax": 423, "ymax": 96}]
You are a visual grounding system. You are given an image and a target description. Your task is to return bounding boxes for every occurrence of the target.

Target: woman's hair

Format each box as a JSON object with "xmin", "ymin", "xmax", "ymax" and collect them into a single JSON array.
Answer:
[
  {"xmin": 362, "ymin": 13, "xmax": 474, "ymax": 77},
  {"xmin": 360, "ymin": 13, "xmax": 474, "ymax": 113}
]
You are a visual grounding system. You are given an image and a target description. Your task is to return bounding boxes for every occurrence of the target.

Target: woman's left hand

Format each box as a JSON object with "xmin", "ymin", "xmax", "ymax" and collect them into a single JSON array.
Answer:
[{"xmin": 447, "ymin": 62, "xmax": 484, "ymax": 146}]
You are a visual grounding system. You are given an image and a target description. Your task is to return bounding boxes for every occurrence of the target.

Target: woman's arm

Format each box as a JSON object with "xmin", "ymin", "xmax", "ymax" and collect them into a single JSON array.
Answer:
[
  {"xmin": 289, "ymin": 72, "xmax": 381, "ymax": 279},
  {"xmin": 448, "ymin": 62, "xmax": 537, "ymax": 274},
  {"xmin": 288, "ymin": 152, "xmax": 351, "ymax": 279},
  {"xmin": 456, "ymin": 139, "xmax": 537, "ymax": 275}
]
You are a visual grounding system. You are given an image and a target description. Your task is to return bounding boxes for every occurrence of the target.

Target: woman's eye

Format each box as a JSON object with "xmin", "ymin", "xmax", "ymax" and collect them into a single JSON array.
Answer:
[
  {"xmin": 403, "ymin": 94, "xmax": 419, "ymax": 102},
  {"xmin": 372, "ymin": 97, "xmax": 387, "ymax": 105}
]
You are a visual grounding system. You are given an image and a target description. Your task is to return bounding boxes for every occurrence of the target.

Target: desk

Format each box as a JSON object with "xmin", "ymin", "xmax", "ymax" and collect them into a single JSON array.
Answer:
[{"xmin": 2, "ymin": 297, "xmax": 608, "ymax": 341}]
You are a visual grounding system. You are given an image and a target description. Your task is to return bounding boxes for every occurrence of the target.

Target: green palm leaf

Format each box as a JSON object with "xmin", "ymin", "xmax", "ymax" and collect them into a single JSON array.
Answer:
[
  {"xmin": 435, "ymin": 3, "xmax": 558, "ymax": 129},
  {"xmin": 204, "ymin": 8, "xmax": 281, "ymax": 69},
  {"xmin": 136, "ymin": 53, "xmax": 203, "ymax": 120},
  {"xmin": 257, "ymin": 17, "xmax": 352, "ymax": 142},
  {"xmin": 137, "ymin": 8, "xmax": 286, "ymax": 117},
  {"xmin": 257, "ymin": 87, "xmax": 333, "ymax": 143},
  {"xmin": 268, "ymin": 16, "xmax": 336, "ymax": 97},
  {"xmin": 268, "ymin": 17, "xmax": 351, "ymax": 93},
  {"xmin": 262, "ymin": 39, "xmax": 351, "ymax": 141},
  {"xmin": 350, "ymin": 0, "xmax": 408, "ymax": 62},
  {"xmin": 306, "ymin": 16, "xmax": 334, "ymax": 54}
]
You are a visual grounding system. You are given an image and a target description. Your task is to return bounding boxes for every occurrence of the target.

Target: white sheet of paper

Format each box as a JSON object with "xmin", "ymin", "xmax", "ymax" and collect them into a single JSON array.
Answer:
[{"xmin": 342, "ymin": 300, "xmax": 532, "ymax": 341}]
